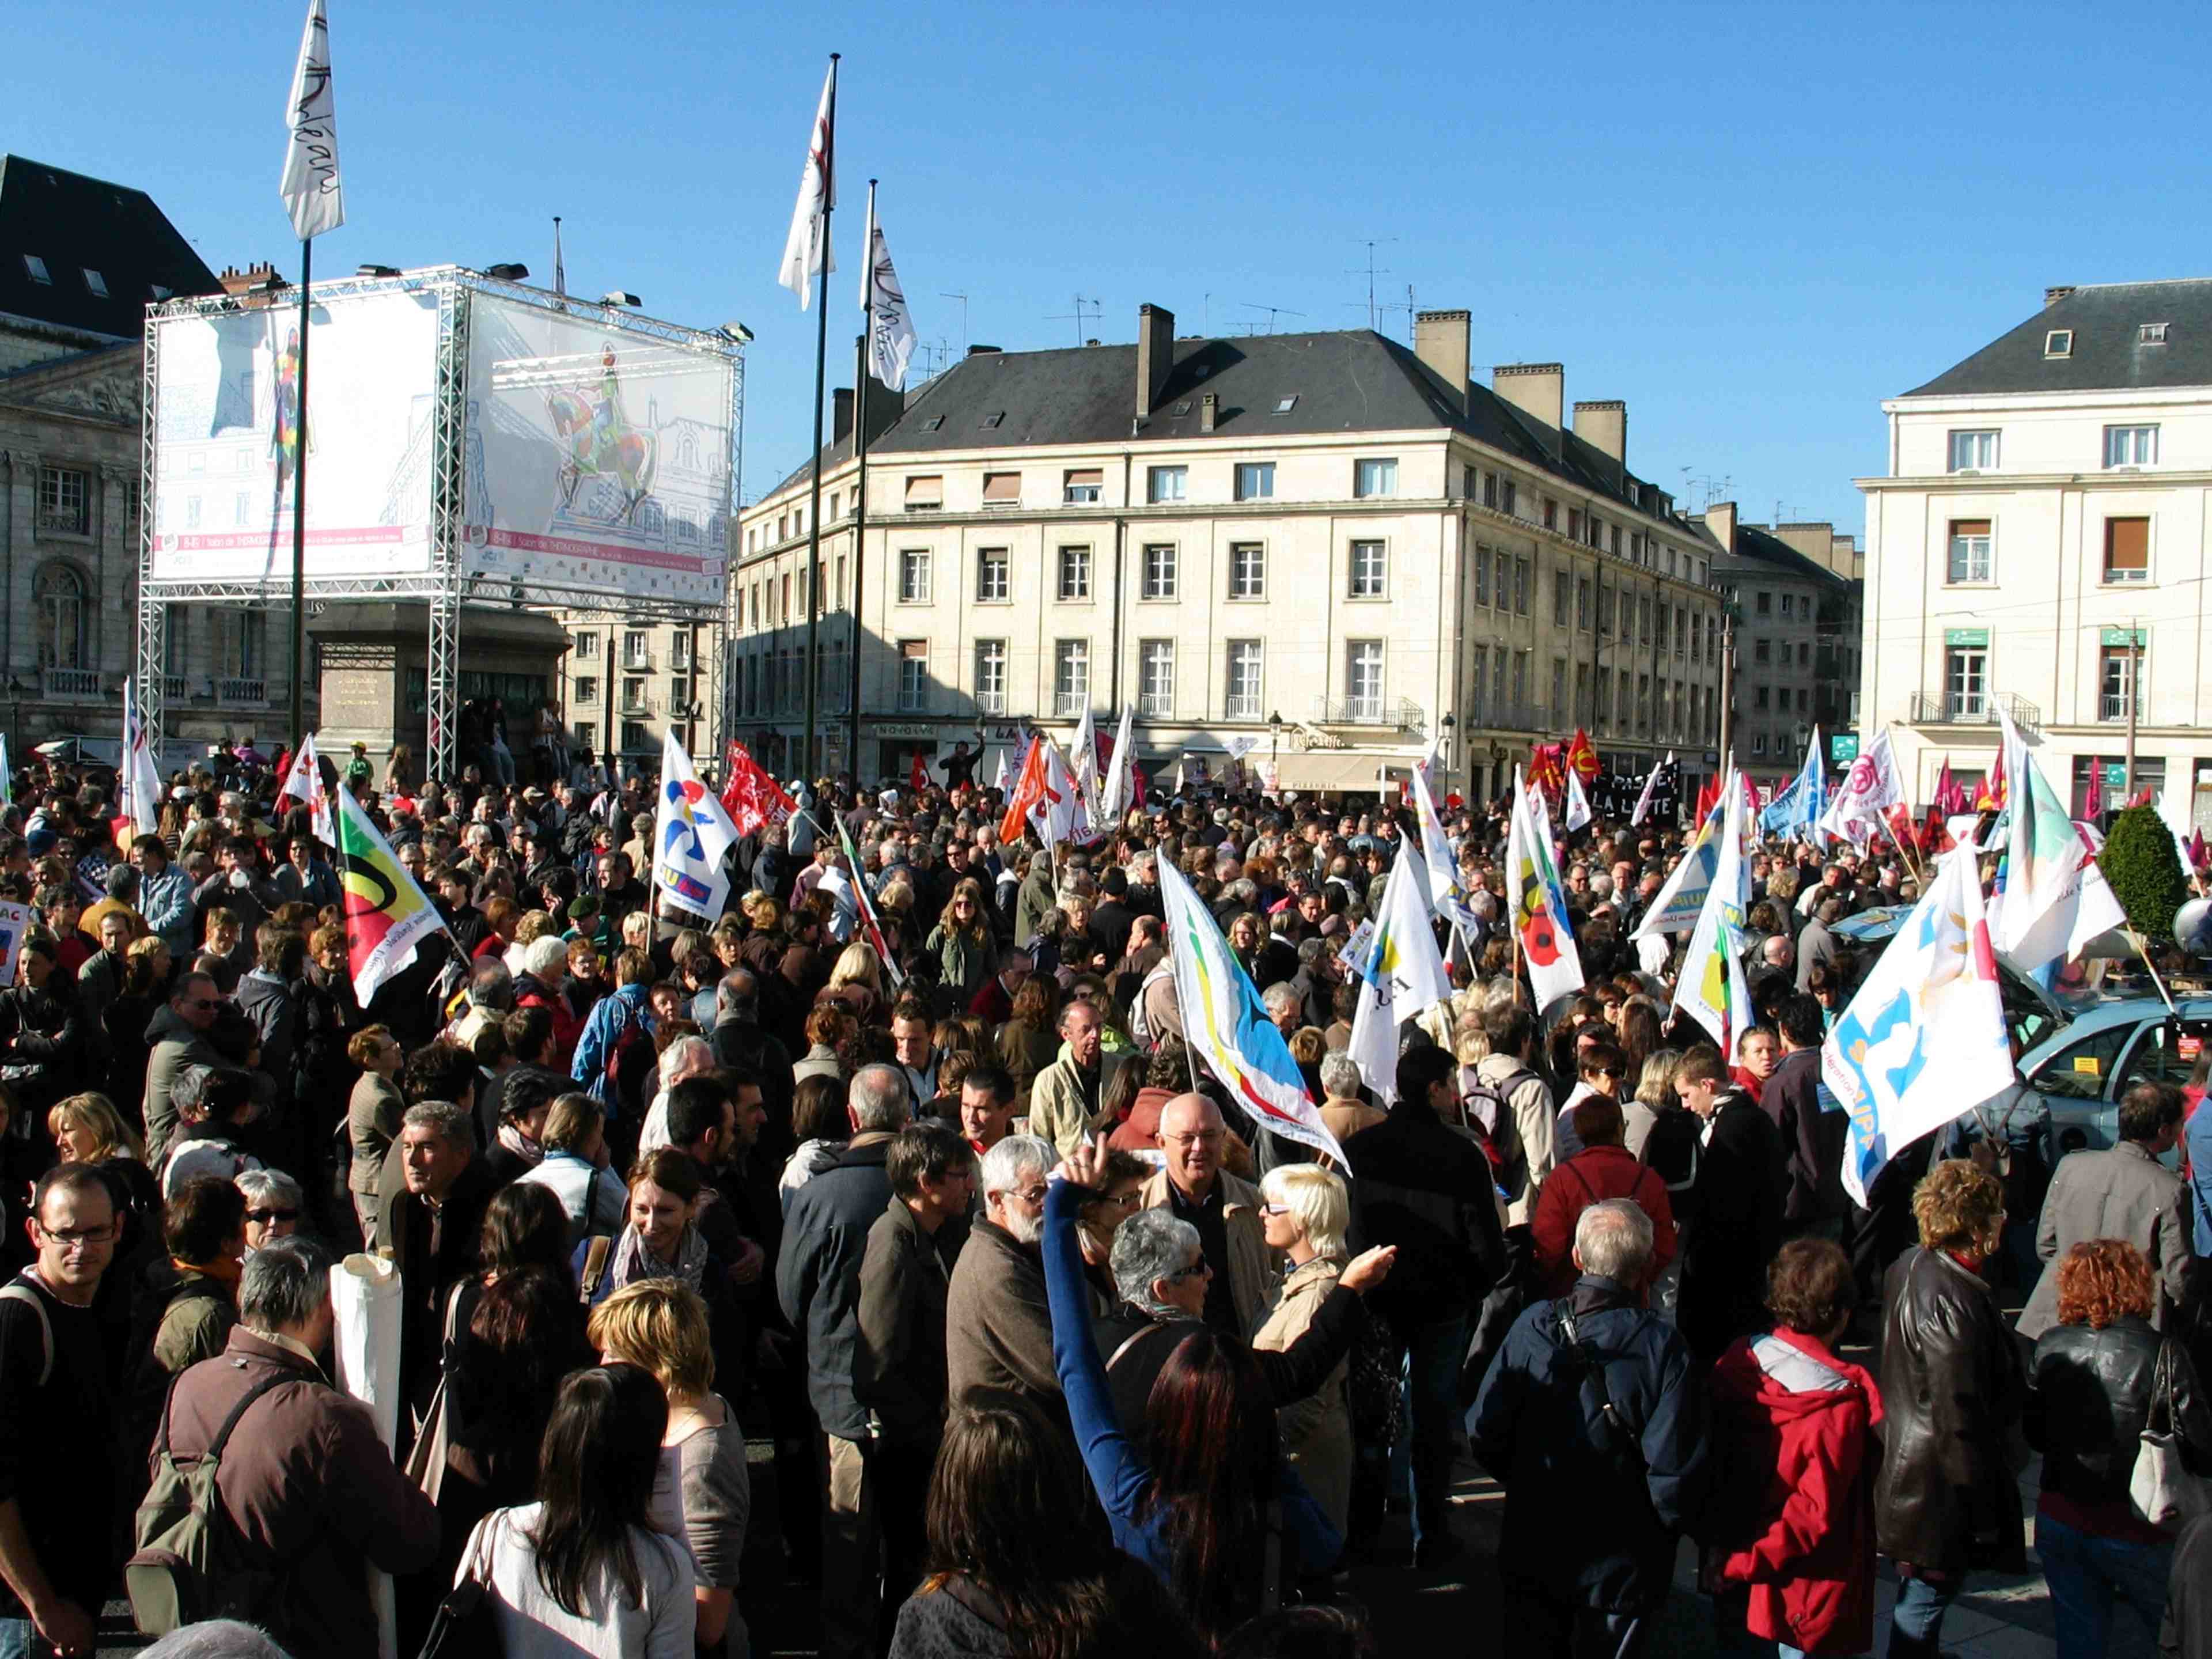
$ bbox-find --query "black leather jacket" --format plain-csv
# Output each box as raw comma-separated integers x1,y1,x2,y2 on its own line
2028,1315,2212,1513
1874,1247,2026,1572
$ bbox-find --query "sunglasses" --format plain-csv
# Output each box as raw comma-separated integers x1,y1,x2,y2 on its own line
247,1207,299,1225
1165,1259,1213,1283
1589,1067,1624,1080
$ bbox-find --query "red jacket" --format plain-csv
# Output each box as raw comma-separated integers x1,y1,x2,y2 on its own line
1529,1143,1676,1297
1707,1328,1884,1656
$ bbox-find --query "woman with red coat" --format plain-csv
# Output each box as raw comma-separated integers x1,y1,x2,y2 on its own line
1703,1237,1884,1658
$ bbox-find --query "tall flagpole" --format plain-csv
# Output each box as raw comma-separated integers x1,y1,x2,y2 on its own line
849,177,876,784
289,236,311,760
801,54,839,790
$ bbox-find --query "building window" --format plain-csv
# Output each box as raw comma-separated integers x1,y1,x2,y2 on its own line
974,640,1006,714
1139,641,1175,716
623,630,650,668
1474,544,1490,607
1946,647,1987,719
834,555,846,609
1575,577,1592,631
899,548,932,603
982,471,1021,505
1567,509,1582,541
622,722,650,752
1500,479,1517,518
2046,329,2073,358
1755,590,1771,615
2142,323,2169,344
1542,497,1558,531
1058,546,1091,600
2105,425,2160,468
1142,543,1178,599
1754,639,1771,665
1619,590,1633,637
1756,686,1771,711
1512,651,1528,711
1948,429,1999,472
81,268,107,298
1514,557,1531,615
1753,733,1768,757
1554,571,1572,624
22,255,51,285
1945,519,1993,583
1229,542,1266,599
671,634,692,671
1472,647,1490,722
1346,641,1384,719
1147,465,1187,504
1638,597,1652,642
2100,642,2142,723
1780,593,1794,618
575,676,598,703
1054,639,1090,716
977,547,1009,602
34,564,85,669
36,466,89,536
1550,658,1567,721
1676,612,1688,657
573,631,599,658
1350,540,1387,598
897,641,929,712
1574,663,1591,723
1235,463,1275,501
1063,468,1103,505
2104,517,2150,583
1610,524,1622,556
1482,472,1498,509
1227,640,1263,719
621,676,647,710
1354,458,1397,498
903,475,942,510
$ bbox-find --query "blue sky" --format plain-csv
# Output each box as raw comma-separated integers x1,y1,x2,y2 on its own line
12,0,2212,533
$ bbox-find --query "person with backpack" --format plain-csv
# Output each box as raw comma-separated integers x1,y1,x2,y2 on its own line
571,946,660,1158
0,1164,122,1659
144,1235,440,1654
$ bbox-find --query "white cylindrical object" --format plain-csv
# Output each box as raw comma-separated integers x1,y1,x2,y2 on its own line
331,1254,403,1659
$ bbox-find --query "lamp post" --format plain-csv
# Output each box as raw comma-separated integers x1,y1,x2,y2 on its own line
1268,710,1282,796
1439,711,1456,778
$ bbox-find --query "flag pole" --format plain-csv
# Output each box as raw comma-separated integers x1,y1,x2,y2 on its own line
801,53,840,793
289,234,311,763
849,177,876,786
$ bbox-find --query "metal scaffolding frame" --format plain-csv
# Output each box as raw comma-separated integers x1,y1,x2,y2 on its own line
134,266,744,777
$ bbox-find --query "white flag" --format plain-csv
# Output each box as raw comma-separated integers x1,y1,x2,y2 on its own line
1098,704,1135,823
279,0,344,241
1827,844,2014,1206
1507,770,1585,1012
1347,841,1455,1103
1410,756,1478,934
991,747,1010,795
1675,769,1753,1054
120,680,162,838
1068,706,1100,832
1564,768,1592,832
652,731,740,923
778,61,838,307
1818,728,1904,842
862,216,916,391
1994,707,2127,971
281,732,337,846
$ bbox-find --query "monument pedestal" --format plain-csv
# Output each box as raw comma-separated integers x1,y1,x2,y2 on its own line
309,601,571,771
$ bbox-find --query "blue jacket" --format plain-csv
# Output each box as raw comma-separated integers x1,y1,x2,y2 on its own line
138,862,198,956
570,980,652,1112
1469,1275,1709,1612
2187,1105,2212,1257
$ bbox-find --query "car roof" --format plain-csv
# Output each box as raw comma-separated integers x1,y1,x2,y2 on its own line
2022,995,2212,1062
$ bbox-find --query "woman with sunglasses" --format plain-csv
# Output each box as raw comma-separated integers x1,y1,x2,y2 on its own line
234,1167,305,1251
1552,1037,1630,1162
1253,1164,1358,1542
924,878,999,1018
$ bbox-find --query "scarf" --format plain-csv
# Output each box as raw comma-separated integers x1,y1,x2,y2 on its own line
609,1221,709,1295
497,1122,546,1168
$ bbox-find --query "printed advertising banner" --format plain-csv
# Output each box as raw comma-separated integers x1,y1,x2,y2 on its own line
463,294,732,607
149,289,440,581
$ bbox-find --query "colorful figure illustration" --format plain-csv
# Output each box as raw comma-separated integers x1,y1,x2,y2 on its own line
546,343,658,522
270,325,305,494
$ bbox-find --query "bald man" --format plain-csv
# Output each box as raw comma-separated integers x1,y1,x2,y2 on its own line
1137,1093,1270,1333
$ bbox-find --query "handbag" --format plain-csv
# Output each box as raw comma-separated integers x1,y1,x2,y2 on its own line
415,1512,505,1658
2130,1341,2208,1527
404,1282,470,1502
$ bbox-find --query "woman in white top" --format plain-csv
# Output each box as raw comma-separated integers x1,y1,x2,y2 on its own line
590,1279,752,1658
459,1362,695,1658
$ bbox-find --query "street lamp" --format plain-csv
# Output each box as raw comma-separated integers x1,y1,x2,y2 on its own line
1268,710,1283,791
484,263,530,282
355,264,401,278
601,290,642,308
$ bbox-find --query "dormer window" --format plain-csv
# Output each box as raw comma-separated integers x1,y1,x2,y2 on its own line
21,255,50,285
2141,323,2169,344
2045,329,2073,358
81,269,107,298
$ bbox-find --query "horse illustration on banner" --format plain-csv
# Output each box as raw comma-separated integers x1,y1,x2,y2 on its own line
546,343,658,522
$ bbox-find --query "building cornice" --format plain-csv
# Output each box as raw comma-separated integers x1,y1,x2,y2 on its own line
1882,385,2212,415
1855,469,2212,494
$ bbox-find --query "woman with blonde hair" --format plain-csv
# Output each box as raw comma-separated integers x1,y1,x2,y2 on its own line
925,877,998,1013
1874,1160,2025,1659
818,941,888,1028
1252,1162,1357,1539
49,1089,160,1239
590,1279,751,1658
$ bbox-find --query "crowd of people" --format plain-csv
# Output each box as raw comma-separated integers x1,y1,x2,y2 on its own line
0,733,2206,1659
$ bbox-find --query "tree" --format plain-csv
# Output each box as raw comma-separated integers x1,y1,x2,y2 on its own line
2099,804,2190,942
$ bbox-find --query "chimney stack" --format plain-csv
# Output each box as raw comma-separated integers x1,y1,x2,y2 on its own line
1493,362,1565,448
1135,303,1175,422
832,387,854,445
1413,310,1471,415
1705,500,1738,555
1200,392,1217,433
2045,285,2077,308
1574,400,1626,467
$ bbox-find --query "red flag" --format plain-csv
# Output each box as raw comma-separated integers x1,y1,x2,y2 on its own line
2082,762,2105,821
1972,746,2007,812
910,749,929,793
720,740,796,838
1693,773,1720,825
1565,728,1600,783
2128,784,2154,810
1527,742,1564,801
999,738,1051,842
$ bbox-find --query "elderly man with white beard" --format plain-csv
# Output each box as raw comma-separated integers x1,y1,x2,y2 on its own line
943,1134,1065,1431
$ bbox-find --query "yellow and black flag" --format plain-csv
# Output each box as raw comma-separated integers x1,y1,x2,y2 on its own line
334,786,448,1004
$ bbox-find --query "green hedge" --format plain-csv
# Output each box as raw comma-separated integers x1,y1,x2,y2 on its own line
2099,804,2190,942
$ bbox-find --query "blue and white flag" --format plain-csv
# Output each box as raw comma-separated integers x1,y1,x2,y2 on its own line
1633,795,1722,939
652,731,738,922
1759,726,1826,841
1825,844,2014,1206
1677,766,1752,1053
1347,840,1455,1103
120,680,162,836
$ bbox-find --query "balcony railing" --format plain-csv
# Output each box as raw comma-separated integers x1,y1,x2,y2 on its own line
161,675,189,703
620,691,656,715
1054,691,1088,718
1907,690,2040,732
217,677,268,705
1310,695,1424,730
39,667,101,700
36,510,89,537
1226,695,1262,720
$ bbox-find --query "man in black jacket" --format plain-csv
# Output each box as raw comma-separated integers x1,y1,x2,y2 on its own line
1673,1043,1786,1366
1471,1198,1708,1655
1769,996,1847,1239
1343,1041,1507,1570
774,1063,911,1659
709,969,794,1133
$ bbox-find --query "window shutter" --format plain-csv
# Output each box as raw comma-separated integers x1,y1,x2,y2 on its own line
1065,468,1103,490
982,472,1021,503
2106,518,2149,573
1952,519,1990,538
904,475,942,509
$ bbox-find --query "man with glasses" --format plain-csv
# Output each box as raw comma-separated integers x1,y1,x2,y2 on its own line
1139,1093,1268,1336
0,1165,121,1659
945,1134,1060,1426
142,971,227,1166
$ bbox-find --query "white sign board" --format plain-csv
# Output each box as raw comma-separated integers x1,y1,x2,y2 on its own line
0,901,28,985
463,294,732,607
149,289,440,581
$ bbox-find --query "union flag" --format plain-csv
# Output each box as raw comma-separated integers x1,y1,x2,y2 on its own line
333,785,449,1004
720,741,796,838
1564,728,1600,783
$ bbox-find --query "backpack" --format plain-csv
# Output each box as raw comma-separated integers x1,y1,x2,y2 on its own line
0,1278,52,1387
601,1001,656,1119
126,1369,293,1637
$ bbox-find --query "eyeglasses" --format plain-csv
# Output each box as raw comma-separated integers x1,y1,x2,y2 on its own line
1589,1067,1624,1080
1163,1130,1226,1150
246,1208,299,1225
1090,1191,1142,1212
1010,1184,1050,1207
1259,1202,1293,1217
182,998,219,1010
37,1221,114,1250
1165,1259,1213,1283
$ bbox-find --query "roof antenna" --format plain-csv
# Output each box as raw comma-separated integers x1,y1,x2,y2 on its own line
1045,296,1100,346
1347,237,1397,330
1239,302,1306,335
938,292,969,354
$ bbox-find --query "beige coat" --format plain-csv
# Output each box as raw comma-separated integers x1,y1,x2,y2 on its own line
1029,1052,1110,1158
1139,1166,1274,1334
1252,1253,1352,1535
2019,1139,2192,1341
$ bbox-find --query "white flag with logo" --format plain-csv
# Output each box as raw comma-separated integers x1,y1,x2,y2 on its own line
1098,704,1135,823
862,217,916,391
1818,728,1904,842
1347,840,1455,1103
1564,768,1593,832
279,0,344,241
281,731,337,846
652,731,740,922
120,680,162,838
778,62,837,306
